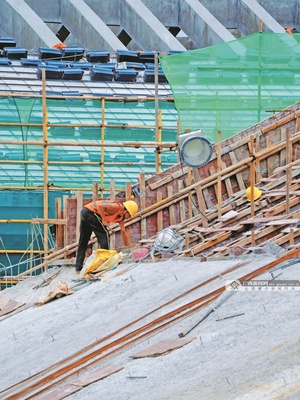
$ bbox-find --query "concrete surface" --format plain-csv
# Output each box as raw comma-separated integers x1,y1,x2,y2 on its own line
1,254,300,399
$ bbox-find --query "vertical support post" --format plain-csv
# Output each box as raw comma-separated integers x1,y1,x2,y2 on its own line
110,180,116,249
55,198,63,249
249,135,256,246
42,68,49,271
285,128,291,215
255,131,261,183
187,167,193,218
100,98,105,198
63,195,68,249
139,173,147,239
110,180,116,200
92,182,98,202
217,130,222,219
76,191,83,243
157,191,163,231
126,182,132,199
167,186,176,225
192,168,208,228
155,53,161,174
156,110,162,174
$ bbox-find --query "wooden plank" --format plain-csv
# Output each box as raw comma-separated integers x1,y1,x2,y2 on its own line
265,219,299,225
286,128,292,215
222,161,234,198
110,180,116,249
55,198,63,249
0,301,34,322
186,231,232,255
187,167,193,219
192,168,208,228
217,210,239,221
37,384,81,400
249,135,256,246
139,173,147,239
241,216,285,224
263,195,300,217
265,135,273,175
157,191,163,232
31,218,66,225
178,180,186,223
263,191,300,197
208,165,218,202
255,131,261,183
229,151,246,190
259,178,278,182
184,232,190,250
194,226,243,233
73,364,123,387
63,195,68,248
210,246,228,252
0,295,25,317
92,182,98,202
217,131,222,219
76,191,83,243
131,337,195,358
149,167,187,190
126,182,132,199
167,186,176,225
282,227,300,233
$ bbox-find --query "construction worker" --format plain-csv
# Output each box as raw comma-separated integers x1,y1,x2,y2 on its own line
74,199,138,274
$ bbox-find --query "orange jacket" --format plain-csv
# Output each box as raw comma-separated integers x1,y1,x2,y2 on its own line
85,200,131,247
85,200,125,225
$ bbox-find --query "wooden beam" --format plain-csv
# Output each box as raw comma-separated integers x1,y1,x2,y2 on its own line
31,218,66,225
55,198,64,249
76,191,83,243
193,226,243,233
140,173,147,239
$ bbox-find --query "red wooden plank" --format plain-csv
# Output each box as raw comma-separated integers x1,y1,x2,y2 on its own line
38,384,81,400
130,337,196,358
73,364,123,387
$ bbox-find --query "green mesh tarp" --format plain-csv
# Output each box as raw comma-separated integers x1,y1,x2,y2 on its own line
160,32,300,142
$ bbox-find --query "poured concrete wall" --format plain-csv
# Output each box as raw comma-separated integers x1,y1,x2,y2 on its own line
0,0,59,49
61,0,127,52
23,0,61,21
178,0,236,48
0,0,298,51
120,0,185,52
238,0,286,35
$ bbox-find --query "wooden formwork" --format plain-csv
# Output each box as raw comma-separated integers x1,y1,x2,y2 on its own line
57,103,300,260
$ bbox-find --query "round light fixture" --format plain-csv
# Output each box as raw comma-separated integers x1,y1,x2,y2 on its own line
178,130,213,167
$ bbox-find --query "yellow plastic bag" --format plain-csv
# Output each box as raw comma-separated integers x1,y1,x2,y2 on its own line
81,249,117,277
93,252,123,277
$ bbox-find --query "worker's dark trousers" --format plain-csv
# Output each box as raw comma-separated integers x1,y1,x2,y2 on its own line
75,208,110,272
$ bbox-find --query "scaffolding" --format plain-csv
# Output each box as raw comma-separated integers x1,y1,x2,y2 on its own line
0,71,179,275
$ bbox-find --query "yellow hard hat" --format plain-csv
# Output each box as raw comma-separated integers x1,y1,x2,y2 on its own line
124,200,139,217
245,186,262,201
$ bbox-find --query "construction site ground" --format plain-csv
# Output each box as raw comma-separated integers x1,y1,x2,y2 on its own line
1,252,300,400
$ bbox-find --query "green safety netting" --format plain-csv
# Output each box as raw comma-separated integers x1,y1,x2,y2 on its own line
160,32,300,142
0,98,178,189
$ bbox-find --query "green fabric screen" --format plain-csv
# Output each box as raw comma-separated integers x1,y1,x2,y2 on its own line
160,32,300,142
